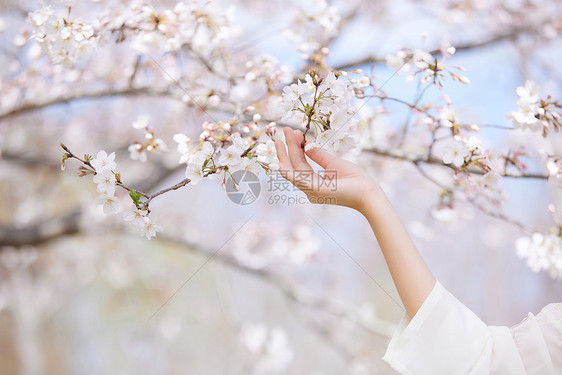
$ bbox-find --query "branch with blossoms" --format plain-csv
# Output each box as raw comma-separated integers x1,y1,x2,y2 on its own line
60,143,170,239
280,71,360,152
0,87,176,121
60,115,282,240
0,159,184,247
334,18,562,72
507,80,562,137
6,0,561,282
412,158,562,279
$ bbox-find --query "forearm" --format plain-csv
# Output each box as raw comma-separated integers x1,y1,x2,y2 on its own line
359,184,436,318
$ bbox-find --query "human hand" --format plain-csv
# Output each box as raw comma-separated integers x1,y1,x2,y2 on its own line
274,127,379,213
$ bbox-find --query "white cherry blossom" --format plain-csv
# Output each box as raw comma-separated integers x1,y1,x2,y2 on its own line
128,144,147,163
442,139,470,167
92,170,116,196
139,216,163,240
255,141,278,164
123,208,146,227
91,150,116,172
173,133,192,155
185,163,204,184
218,146,242,167
516,233,562,279
132,115,150,129
241,158,262,175
95,194,120,214
230,134,248,153
240,324,294,373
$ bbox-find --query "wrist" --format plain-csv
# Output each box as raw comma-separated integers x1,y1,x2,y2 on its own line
356,179,383,216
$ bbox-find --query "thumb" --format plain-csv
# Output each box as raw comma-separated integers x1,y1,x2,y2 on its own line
305,147,337,169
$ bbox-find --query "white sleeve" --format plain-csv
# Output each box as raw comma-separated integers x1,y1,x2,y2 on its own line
382,280,527,375
512,302,562,375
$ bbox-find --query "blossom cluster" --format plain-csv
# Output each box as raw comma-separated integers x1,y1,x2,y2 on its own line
91,150,119,214
98,1,237,56
174,121,279,186
90,150,162,240
386,43,470,87
508,80,561,136
440,135,503,186
516,232,562,279
128,115,167,163
29,2,97,65
547,157,562,187
285,0,341,52
280,71,358,153
240,324,293,374
27,1,238,66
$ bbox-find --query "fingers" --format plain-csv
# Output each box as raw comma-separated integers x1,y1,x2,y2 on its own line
275,127,317,192
305,147,336,169
274,139,291,177
284,127,312,171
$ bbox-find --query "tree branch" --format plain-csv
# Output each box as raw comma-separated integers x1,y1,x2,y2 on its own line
364,146,549,179
0,163,184,247
334,24,556,71
155,233,395,338
0,210,82,247
0,87,177,122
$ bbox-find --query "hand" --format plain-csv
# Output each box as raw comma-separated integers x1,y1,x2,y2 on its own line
274,127,378,213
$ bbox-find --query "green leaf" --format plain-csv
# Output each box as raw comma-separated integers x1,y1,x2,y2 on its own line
129,188,141,205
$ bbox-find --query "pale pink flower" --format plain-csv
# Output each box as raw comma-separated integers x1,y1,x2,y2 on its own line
185,163,204,184
123,208,146,227
92,170,116,196
241,158,262,175
255,140,278,164
132,115,150,129
442,139,470,167
173,133,192,155
139,216,163,240
218,146,242,167
91,150,116,172
95,194,120,214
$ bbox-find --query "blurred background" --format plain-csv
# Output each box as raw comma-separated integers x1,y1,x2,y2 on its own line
0,0,561,374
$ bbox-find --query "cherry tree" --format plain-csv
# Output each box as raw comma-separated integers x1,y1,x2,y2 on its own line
0,0,561,374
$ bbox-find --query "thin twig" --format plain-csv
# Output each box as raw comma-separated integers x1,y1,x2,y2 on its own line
61,143,191,212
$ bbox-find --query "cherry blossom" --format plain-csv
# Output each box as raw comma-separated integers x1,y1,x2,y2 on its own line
516,232,562,279
285,0,341,51
91,150,116,173
279,71,357,152
29,2,97,65
441,138,470,167
255,141,278,164
508,80,562,136
128,143,148,163
122,208,146,227
241,158,262,175
28,0,560,282
385,43,470,87
547,158,562,187
357,76,370,87
95,194,120,214
92,170,116,196
132,115,150,130
240,324,294,373
185,163,204,185
139,216,163,240
218,146,243,168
